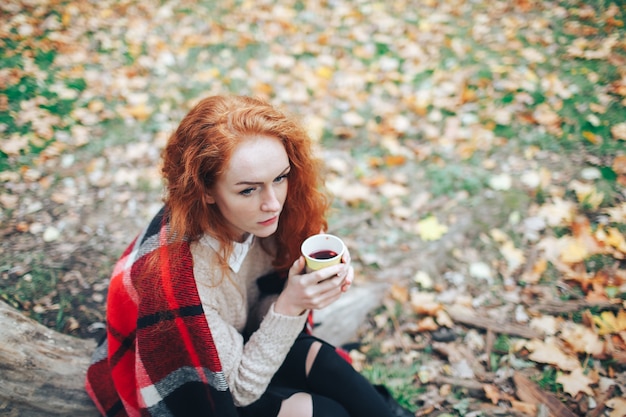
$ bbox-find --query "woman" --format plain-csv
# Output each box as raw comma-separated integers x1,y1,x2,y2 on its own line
85,95,409,417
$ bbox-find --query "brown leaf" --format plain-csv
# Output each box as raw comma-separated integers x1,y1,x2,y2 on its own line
613,155,626,175
389,283,409,303
525,338,580,371
410,291,442,316
556,367,594,397
510,400,537,415
483,384,501,404
606,397,626,417
513,373,578,417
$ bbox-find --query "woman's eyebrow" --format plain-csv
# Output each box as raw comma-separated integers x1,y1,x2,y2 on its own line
235,165,291,186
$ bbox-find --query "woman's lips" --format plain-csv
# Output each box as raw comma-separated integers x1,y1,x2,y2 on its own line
259,216,278,226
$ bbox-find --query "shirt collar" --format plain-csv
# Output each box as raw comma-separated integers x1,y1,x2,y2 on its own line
201,233,255,273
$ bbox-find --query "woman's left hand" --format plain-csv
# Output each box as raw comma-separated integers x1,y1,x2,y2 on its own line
339,248,353,293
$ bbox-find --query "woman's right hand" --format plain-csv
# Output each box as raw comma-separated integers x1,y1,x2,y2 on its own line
273,256,351,316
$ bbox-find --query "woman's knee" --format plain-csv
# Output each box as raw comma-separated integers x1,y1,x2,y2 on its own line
311,395,350,417
305,341,323,377
307,342,353,380
277,392,312,417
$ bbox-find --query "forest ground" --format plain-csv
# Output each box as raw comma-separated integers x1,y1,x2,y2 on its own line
1,0,626,415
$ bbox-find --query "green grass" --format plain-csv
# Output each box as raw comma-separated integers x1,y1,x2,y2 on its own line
1,0,625,410
361,361,423,412
533,366,563,393
424,163,489,197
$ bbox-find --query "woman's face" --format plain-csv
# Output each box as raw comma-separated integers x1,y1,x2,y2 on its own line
206,135,290,241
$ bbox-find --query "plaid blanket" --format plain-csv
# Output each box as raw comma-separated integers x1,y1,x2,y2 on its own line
85,207,239,416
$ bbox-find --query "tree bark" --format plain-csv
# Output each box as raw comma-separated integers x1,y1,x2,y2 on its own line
0,300,98,416
0,282,385,416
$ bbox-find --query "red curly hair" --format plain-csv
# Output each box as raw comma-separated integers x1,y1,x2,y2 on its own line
161,95,329,274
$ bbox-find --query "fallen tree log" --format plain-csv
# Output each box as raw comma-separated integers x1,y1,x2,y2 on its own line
0,281,385,416
0,300,98,416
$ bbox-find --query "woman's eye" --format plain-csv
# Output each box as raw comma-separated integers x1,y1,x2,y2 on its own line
275,174,289,183
239,188,255,196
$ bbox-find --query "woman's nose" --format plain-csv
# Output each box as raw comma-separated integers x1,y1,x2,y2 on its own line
261,188,281,212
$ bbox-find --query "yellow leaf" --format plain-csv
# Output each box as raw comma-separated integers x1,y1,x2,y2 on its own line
254,82,274,96
606,397,626,417
416,216,448,241
556,368,594,397
316,66,333,80
383,155,407,166
583,130,602,144
122,103,152,121
559,237,588,263
606,227,626,253
593,310,626,335
500,241,526,270
570,181,604,209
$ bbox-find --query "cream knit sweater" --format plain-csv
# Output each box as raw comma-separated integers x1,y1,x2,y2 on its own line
190,236,309,407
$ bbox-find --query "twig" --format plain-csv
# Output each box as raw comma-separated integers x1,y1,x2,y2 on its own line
468,403,535,417
586,383,615,417
527,299,620,315
432,376,486,391
446,307,541,339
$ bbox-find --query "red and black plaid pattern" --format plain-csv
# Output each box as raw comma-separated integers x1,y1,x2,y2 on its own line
85,208,238,417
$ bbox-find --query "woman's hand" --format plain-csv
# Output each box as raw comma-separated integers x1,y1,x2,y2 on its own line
339,248,353,292
274,252,354,317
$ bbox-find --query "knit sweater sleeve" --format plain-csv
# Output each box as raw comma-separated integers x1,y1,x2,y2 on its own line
205,303,308,406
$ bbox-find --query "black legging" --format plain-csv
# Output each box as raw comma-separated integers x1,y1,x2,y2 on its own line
239,334,394,417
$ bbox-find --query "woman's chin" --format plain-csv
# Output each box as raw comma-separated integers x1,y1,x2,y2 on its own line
254,225,279,238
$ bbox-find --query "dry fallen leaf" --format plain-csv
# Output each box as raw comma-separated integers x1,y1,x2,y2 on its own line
593,310,626,335
525,338,581,371
569,180,604,209
558,236,590,263
560,322,605,356
416,216,448,241
613,155,626,175
511,400,537,415
601,227,626,254
603,203,626,223
536,197,576,227
436,309,453,328
389,283,410,303
611,122,626,140
529,315,561,336
556,367,594,397
483,384,500,404
417,316,439,332
410,291,442,316
606,397,626,417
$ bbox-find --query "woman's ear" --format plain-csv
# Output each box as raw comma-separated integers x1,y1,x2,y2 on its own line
203,193,216,205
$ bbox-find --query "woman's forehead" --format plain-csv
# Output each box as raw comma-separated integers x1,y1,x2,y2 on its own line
222,135,289,182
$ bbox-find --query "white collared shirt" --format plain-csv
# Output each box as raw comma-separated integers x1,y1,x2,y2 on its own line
199,233,255,273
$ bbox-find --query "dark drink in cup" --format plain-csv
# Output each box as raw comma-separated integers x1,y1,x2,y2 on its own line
301,234,345,271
